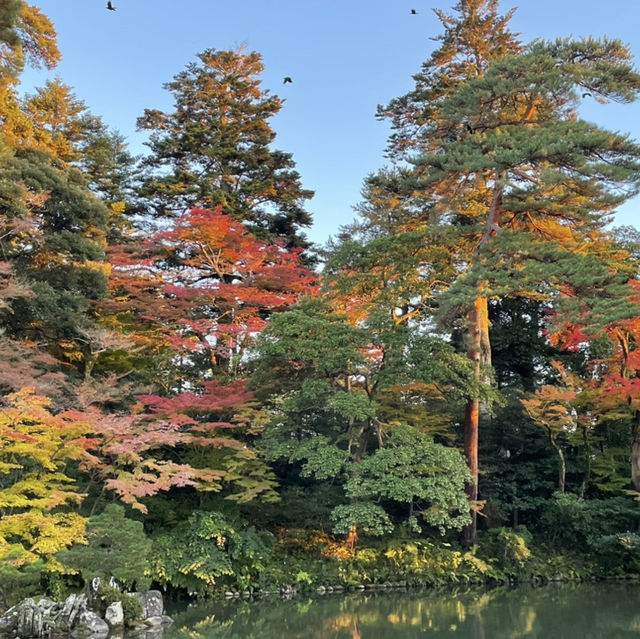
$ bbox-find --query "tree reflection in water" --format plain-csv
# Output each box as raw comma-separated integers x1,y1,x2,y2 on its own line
162,583,640,638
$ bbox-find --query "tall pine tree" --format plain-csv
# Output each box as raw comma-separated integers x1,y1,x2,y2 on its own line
136,48,313,249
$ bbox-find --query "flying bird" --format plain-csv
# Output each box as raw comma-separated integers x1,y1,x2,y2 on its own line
283,77,293,84
106,1,116,10
411,9,417,14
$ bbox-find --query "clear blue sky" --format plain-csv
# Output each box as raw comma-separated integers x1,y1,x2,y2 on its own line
20,0,640,246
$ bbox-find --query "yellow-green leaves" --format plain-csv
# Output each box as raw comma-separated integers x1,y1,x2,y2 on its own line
0,388,89,572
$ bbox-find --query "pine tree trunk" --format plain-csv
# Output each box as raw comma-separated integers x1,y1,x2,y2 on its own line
462,397,480,548
461,294,491,548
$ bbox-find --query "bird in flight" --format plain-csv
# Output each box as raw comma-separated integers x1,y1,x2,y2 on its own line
411,9,417,14
107,1,116,10
283,77,293,84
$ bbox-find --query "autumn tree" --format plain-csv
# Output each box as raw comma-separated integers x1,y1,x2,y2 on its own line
0,389,88,600
0,1,59,149
105,206,316,388
137,48,313,249
76,379,265,514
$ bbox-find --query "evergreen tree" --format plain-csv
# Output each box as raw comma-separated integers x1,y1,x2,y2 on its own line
378,0,521,161
415,38,640,545
136,48,313,249
0,146,110,349
330,0,523,546
331,2,640,547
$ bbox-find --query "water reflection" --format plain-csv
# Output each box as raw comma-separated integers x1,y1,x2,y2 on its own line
162,583,640,638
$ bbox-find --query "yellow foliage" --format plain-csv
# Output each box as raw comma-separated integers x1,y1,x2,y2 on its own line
0,388,89,571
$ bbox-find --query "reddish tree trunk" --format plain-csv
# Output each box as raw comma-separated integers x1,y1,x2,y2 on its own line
461,294,491,549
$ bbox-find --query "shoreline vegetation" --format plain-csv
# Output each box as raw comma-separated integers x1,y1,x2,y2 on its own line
2,0,640,614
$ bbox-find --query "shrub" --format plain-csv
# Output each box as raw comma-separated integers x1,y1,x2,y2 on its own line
57,504,151,590
149,510,275,596
591,533,640,574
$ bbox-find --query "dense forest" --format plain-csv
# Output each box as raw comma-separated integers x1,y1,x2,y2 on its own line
2,0,640,605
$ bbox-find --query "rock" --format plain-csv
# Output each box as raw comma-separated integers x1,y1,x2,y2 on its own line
85,579,102,612
71,611,109,638
15,600,43,639
34,598,56,612
54,593,88,633
104,602,124,629
0,606,20,633
143,617,164,628
143,616,171,628
131,591,163,619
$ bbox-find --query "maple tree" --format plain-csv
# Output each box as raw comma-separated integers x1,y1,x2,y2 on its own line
0,388,89,599
106,206,316,386
549,279,640,496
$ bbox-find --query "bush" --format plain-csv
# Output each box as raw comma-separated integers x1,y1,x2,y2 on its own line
540,493,639,549
149,510,275,596
57,505,151,590
591,533,640,574
479,526,532,566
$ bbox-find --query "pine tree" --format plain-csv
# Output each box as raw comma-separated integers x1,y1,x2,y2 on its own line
332,2,640,546
330,0,523,546
413,38,640,545
136,48,313,249
378,0,521,161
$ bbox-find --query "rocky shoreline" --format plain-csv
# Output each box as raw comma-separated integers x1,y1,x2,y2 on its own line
0,584,172,639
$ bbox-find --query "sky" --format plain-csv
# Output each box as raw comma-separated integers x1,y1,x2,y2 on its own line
19,0,640,247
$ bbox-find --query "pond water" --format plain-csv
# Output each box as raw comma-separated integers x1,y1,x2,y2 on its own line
162,582,640,638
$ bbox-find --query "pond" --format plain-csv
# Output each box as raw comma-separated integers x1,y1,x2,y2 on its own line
162,582,640,638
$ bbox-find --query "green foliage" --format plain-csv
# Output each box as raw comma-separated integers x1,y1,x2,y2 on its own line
591,533,640,574
340,426,472,534
57,504,151,590
539,493,639,548
331,503,394,537
480,526,532,566
149,511,275,595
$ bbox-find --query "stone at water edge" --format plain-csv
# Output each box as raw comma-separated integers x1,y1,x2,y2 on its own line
70,610,109,638
17,600,42,638
131,591,163,619
143,616,173,628
56,593,89,633
0,606,19,633
104,601,124,628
